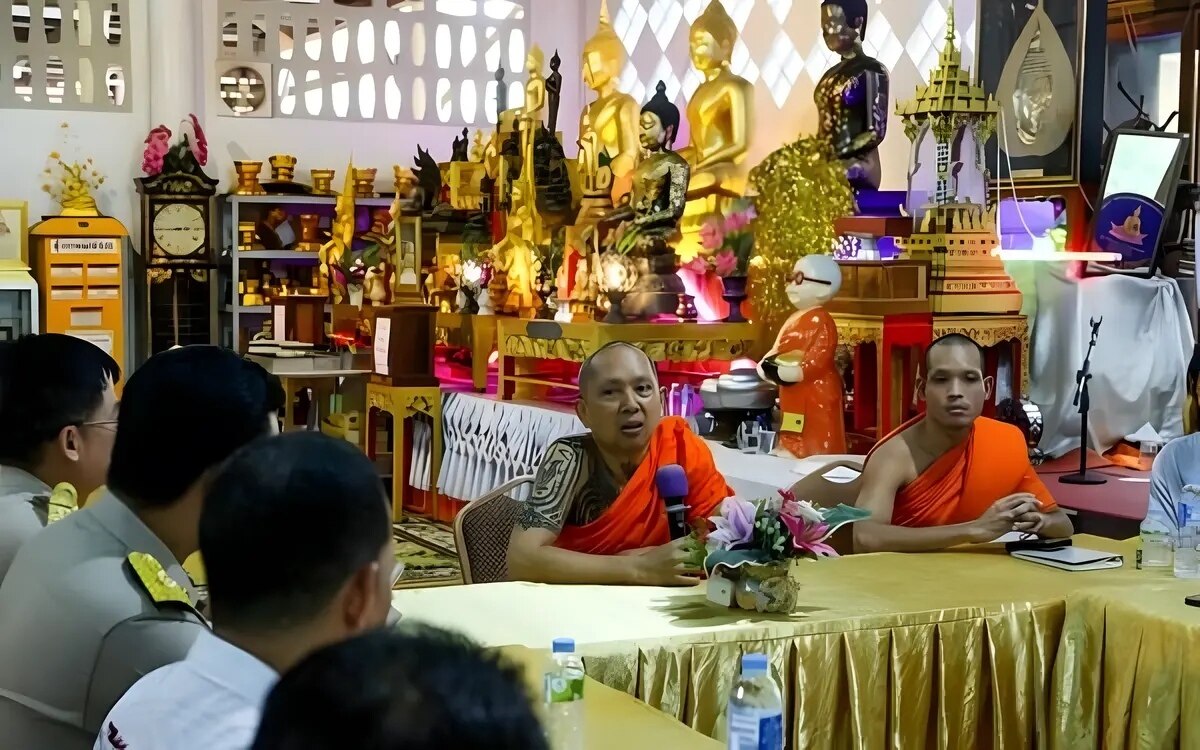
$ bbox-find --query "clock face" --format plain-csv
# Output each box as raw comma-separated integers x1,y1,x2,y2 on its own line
152,203,207,258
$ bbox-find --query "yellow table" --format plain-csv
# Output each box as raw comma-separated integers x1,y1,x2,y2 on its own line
1051,574,1200,750
435,311,497,392
495,318,758,400
500,647,721,749
394,537,1143,749
366,382,442,521
278,369,370,446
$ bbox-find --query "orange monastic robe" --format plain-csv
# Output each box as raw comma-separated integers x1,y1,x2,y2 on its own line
769,307,846,458
867,416,1057,527
554,417,733,555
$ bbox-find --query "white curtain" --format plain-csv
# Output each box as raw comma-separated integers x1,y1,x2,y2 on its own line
1030,266,1194,457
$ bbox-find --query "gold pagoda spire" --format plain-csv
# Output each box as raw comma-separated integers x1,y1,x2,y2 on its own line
599,0,611,25
939,3,961,73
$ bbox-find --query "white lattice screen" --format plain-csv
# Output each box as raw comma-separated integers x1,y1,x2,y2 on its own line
611,0,976,122
215,0,529,126
2,0,132,111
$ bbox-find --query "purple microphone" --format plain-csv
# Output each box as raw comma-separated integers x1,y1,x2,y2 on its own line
655,464,690,540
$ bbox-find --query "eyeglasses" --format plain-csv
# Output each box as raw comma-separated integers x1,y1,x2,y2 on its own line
792,271,833,287
79,419,118,433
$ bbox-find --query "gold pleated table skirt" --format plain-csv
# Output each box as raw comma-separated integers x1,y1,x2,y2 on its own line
394,536,1152,749
1051,575,1200,749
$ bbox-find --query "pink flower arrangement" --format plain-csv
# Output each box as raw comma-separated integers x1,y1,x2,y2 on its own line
691,487,870,571
692,198,757,277
140,115,209,177
141,125,172,176
682,256,710,276
184,114,208,166
699,218,725,251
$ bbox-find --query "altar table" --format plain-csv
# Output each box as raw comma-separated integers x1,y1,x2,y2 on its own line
394,537,1143,749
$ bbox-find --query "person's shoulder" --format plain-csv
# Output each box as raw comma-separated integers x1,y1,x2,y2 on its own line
975,417,1031,453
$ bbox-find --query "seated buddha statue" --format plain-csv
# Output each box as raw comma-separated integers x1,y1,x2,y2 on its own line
580,0,640,193
815,0,890,193
678,0,754,198
597,82,690,319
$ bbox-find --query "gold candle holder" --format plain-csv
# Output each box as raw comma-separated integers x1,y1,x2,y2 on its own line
296,214,322,252
269,154,298,183
353,167,379,198
311,169,335,194
233,160,267,195
238,221,257,251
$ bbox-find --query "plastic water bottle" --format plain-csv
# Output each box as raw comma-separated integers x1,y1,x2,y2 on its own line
543,638,584,750
727,653,783,750
1174,498,1199,579
1138,516,1173,569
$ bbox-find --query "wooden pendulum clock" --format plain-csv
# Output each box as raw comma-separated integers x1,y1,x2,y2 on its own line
136,170,219,353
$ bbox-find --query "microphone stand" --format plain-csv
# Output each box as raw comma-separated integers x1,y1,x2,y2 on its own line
1060,317,1108,485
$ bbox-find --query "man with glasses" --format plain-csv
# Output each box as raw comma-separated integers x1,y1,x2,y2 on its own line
0,346,284,749
0,334,120,583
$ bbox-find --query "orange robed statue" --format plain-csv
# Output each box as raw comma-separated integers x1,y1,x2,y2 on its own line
853,334,1073,553
508,342,733,586
758,254,847,458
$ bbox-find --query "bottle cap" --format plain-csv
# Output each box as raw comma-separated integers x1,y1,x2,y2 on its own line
742,653,768,674
552,638,575,654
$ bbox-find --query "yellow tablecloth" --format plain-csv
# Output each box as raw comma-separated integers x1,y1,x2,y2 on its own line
1051,574,1200,750
500,646,721,748
395,536,1144,749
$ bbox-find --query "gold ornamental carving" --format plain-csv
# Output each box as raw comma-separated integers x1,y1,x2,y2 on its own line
367,389,437,419
503,335,594,362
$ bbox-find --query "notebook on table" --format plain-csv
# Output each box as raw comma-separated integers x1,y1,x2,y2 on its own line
1010,546,1124,572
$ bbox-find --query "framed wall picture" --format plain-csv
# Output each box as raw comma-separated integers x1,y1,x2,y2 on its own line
0,200,29,270
977,0,1105,185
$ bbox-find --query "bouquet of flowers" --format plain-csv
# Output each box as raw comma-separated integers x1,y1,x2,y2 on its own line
688,488,870,572
141,114,209,177
689,197,757,277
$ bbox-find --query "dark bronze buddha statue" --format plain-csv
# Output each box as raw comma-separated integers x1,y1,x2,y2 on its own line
814,0,890,193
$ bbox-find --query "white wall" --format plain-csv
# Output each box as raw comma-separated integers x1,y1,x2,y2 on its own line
1,0,150,239
3,0,586,242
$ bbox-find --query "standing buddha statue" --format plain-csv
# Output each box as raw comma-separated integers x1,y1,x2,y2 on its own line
579,0,641,192
520,46,547,159
677,0,754,258
815,0,890,193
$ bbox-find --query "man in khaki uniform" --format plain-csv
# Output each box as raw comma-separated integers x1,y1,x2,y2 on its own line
0,346,284,748
0,334,120,582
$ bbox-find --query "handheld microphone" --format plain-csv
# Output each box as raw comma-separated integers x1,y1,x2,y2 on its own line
655,464,690,540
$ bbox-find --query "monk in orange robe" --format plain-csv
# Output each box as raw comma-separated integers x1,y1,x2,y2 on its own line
509,342,732,585
853,334,1073,553
759,255,846,458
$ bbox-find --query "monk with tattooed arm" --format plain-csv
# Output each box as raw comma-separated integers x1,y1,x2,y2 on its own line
508,343,733,585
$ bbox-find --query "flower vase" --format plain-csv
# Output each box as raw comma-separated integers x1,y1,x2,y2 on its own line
348,286,364,308
475,286,494,315
708,562,798,614
721,275,749,323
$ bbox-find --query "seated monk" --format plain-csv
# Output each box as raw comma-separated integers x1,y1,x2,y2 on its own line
853,334,1073,553
508,342,732,585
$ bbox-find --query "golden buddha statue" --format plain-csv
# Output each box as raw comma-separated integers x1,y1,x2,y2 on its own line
676,0,754,258
520,46,547,158
580,0,641,191
679,0,754,196
493,191,541,316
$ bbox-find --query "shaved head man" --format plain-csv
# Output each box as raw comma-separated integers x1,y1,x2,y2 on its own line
508,343,733,585
853,334,1073,553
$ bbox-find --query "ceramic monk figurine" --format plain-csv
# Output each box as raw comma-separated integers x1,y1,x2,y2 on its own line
580,0,641,189
678,0,754,197
816,0,890,192
758,254,847,458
